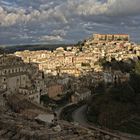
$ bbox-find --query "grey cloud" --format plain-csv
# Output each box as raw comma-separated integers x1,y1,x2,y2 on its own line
1,0,140,27
0,0,140,45
52,29,67,37
0,6,41,26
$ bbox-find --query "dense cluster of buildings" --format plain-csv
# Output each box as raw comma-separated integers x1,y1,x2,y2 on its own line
1,33,140,105
15,34,140,77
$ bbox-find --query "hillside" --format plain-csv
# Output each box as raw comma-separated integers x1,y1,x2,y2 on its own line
87,60,140,135
2,44,74,53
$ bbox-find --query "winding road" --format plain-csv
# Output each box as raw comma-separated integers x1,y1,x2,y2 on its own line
72,104,89,126
55,103,74,119
71,104,140,140
57,93,140,140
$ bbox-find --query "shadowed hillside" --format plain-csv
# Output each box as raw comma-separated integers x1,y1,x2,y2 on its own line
87,60,140,135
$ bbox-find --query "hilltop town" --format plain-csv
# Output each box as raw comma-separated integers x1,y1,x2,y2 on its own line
0,33,140,139
15,34,140,76
12,34,140,102
1,33,140,108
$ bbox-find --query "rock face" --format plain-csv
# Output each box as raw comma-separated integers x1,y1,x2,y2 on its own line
0,93,131,140
0,111,97,140
0,96,97,140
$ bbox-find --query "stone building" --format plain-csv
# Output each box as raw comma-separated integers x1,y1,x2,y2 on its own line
0,55,29,93
93,34,130,42
71,88,91,103
46,83,63,98
0,54,46,104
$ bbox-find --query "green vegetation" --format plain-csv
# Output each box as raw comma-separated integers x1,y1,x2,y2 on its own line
129,73,140,94
0,48,5,54
88,84,135,126
55,92,73,106
87,60,140,135
40,95,53,103
81,62,91,67
40,95,56,108
119,117,140,135
4,44,74,53
134,60,140,75
76,40,85,47
98,57,108,66
99,58,135,73
93,82,106,94
40,91,73,108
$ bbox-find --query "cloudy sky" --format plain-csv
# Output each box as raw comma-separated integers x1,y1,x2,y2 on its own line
0,0,140,46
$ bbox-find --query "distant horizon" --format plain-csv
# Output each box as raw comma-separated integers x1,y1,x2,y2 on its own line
0,34,140,48
0,43,75,48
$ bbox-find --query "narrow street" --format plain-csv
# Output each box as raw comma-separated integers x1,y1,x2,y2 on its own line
72,104,100,129
72,93,98,127
55,103,74,119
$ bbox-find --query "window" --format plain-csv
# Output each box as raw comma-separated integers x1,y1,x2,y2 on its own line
4,70,6,74
17,79,19,82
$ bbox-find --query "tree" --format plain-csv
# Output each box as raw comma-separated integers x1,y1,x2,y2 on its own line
81,63,90,67
135,61,140,75
94,82,105,94
0,48,5,54
129,73,140,94
108,83,135,103
98,58,107,67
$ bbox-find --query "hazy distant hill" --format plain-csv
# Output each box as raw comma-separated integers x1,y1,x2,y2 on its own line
3,44,74,53
0,48,5,54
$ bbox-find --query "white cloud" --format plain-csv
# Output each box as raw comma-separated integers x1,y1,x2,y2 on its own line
39,35,63,42
0,0,140,27
0,6,41,26
106,0,140,16
52,29,67,36
60,0,140,16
